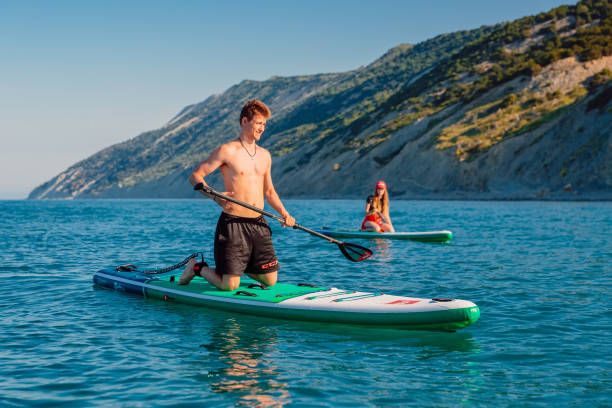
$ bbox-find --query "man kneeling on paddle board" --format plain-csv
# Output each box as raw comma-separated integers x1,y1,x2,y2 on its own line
179,99,295,291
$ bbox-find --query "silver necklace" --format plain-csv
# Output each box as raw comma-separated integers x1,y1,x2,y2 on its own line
240,139,257,160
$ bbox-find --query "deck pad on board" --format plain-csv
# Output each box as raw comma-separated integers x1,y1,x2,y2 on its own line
147,272,328,303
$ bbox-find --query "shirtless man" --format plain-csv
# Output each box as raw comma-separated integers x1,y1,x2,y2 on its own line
179,100,295,291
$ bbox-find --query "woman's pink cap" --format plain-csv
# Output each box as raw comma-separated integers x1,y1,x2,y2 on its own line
376,180,386,189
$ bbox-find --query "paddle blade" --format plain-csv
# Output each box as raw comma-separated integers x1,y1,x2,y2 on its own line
338,242,373,262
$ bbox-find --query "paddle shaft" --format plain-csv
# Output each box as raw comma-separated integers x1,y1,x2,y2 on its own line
198,184,345,245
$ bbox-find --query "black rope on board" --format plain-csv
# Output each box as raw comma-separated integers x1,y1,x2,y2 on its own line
116,252,205,275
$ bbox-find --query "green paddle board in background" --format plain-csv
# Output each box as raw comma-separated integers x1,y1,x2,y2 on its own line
314,228,453,242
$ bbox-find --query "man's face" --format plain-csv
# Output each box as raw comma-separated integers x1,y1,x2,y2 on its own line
243,114,267,141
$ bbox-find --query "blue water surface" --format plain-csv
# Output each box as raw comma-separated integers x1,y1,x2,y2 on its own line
0,199,610,407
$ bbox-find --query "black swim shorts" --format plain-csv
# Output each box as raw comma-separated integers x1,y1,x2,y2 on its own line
214,212,279,276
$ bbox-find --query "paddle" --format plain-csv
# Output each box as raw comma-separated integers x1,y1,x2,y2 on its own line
193,183,373,262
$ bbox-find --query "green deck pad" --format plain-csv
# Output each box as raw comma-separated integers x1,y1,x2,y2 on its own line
149,273,328,303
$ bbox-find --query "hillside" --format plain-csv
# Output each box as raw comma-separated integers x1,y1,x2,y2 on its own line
29,0,612,200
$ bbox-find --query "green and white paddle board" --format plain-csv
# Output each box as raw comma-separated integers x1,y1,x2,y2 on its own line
93,268,479,331
314,228,453,243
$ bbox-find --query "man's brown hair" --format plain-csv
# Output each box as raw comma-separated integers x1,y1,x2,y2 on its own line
240,100,271,124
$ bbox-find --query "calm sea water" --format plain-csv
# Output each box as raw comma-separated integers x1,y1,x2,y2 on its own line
1,199,610,407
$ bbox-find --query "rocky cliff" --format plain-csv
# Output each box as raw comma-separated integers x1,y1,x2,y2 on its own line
29,0,612,200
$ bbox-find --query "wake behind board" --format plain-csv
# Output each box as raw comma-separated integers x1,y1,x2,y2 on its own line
93,268,479,331
315,228,453,243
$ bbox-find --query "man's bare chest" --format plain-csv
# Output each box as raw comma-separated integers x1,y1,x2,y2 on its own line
223,156,267,178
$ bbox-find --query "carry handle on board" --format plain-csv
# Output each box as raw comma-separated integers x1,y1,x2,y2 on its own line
193,183,373,262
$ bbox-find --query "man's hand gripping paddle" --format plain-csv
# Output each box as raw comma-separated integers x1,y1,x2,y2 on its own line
194,183,373,262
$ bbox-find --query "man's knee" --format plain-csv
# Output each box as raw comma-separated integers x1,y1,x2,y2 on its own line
223,282,240,291
221,275,241,291
260,272,277,287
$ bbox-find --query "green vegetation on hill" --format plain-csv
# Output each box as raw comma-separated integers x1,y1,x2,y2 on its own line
432,0,612,106
347,0,612,160
436,85,589,161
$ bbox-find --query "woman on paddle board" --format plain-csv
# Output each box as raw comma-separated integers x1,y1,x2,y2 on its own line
361,180,394,233
179,99,295,291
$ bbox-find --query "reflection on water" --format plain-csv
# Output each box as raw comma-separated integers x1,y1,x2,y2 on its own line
182,305,481,407
413,332,481,359
285,320,481,354
202,317,290,407
369,239,394,262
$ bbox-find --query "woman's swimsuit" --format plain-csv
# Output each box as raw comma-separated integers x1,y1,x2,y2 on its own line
361,195,384,230
361,212,383,230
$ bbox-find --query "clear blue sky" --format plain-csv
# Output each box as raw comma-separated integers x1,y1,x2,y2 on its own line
0,0,571,199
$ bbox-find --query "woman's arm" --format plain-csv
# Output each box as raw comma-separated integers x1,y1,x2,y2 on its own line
382,209,392,225
365,196,377,214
